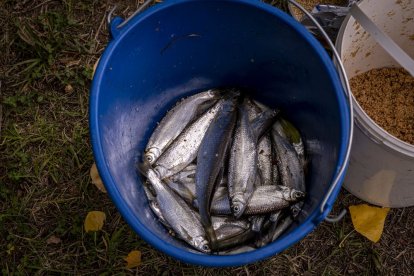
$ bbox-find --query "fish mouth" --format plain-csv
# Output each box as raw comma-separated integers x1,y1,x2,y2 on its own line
145,147,161,164
292,190,305,200
193,236,211,253
232,201,246,219
291,205,301,218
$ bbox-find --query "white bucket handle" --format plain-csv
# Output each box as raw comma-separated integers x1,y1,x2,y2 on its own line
287,0,354,222
349,4,414,77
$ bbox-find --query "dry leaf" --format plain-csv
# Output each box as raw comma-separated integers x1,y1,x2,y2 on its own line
46,235,61,244
65,84,73,93
349,204,390,243
93,57,100,76
125,250,142,269
90,163,106,193
84,211,106,232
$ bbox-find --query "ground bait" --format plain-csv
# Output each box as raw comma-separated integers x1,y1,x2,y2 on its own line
350,67,414,145
290,0,348,19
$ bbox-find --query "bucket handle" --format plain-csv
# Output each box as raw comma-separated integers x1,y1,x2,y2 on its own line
107,0,153,38
287,0,354,223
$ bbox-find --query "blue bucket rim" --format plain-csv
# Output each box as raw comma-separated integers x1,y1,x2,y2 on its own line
90,0,351,267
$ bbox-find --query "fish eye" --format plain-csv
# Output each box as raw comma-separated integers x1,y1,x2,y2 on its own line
202,245,210,251
146,156,153,162
233,206,240,212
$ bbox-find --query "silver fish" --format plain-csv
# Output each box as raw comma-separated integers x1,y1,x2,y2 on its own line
165,178,196,205
271,130,306,217
213,217,251,242
257,134,273,186
220,245,256,255
250,109,279,139
145,167,210,253
250,175,266,232
147,194,250,242
270,216,293,242
216,225,249,242
149,200,173,230
170,164,196,184
256,215,293,247
154,98,228,179
228,100,258,218
253,100,270,112
250,216,267,232
145,90,221,164
273,118,306,169
269,210,282,223
272,162,280,186
246,98,262,121
168,177,227,207
214,228,256,251
196,98,237,245
210,185,304,216
244,185,304,215
211,216,250,231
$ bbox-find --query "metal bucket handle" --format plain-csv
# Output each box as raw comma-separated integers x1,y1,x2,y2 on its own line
287,0,353,223
106,0,354,223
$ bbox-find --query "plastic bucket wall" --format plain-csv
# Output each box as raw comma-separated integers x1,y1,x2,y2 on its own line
90,0,351,266
336,0,414,207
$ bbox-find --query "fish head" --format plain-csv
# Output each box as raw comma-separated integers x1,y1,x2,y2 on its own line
291,205,302,218
192,236,211,253
145,147,161,164
231,195,247,219
290,190,305,201
154,165,168,179
149,201,164,220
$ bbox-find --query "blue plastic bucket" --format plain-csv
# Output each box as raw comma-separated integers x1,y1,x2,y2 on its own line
90,0,351,267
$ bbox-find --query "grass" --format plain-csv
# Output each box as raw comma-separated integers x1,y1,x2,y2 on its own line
1,0,413,275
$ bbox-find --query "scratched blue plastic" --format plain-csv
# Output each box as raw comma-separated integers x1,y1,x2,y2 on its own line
90,0,351,267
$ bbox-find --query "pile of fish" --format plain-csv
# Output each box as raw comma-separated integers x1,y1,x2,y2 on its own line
138,89,307,254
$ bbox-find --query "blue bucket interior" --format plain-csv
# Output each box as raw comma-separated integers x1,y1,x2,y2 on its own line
90,0,350,267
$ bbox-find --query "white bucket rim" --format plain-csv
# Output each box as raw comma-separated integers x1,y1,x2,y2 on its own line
336,12,414,159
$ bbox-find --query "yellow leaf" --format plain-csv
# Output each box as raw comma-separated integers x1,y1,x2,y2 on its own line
90,163,107,193
84,211,106,232
125,250,142,269
349,204,390,243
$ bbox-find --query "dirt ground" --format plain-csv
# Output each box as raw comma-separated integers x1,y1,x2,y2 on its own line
1,0,413,275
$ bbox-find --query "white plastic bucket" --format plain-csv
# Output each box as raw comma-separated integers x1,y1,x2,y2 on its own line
336,0,414,207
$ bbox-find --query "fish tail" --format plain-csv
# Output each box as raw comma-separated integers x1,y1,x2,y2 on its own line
205,226,218,251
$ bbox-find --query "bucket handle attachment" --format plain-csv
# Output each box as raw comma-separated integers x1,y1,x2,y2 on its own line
107,0,154,38
287,0,354,223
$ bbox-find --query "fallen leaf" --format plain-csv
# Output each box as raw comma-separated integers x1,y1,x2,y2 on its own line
125,250,142,269
65,84,73,93
349,204,390,243
90,163,107,193
84,211,106,232
46,235,61,244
